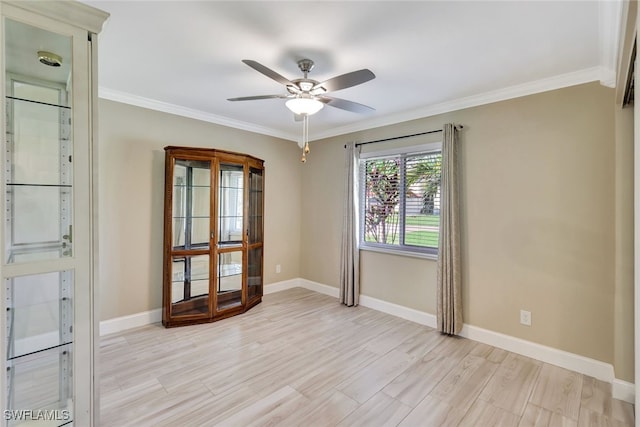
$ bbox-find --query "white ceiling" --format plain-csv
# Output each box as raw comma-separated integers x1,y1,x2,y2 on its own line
85,0,622,143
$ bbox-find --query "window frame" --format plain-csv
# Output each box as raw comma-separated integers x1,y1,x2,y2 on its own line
358,142,441,260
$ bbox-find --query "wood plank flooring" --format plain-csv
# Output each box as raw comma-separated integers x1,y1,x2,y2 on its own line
99,288,634,426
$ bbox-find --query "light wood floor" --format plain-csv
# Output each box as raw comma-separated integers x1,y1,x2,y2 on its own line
99,288,634,426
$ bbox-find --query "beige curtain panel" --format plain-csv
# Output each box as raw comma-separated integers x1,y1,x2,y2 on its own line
437,123,462,335
340,142,360,306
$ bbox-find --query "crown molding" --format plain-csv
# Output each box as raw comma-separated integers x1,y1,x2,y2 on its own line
311,66,603,141
614,0,636,105
599,67,617,88
100,66,602,144
98,87,297,141
3,0,110,34
598,0,624,88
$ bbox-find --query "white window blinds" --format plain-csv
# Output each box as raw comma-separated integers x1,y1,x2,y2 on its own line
360,148,442,255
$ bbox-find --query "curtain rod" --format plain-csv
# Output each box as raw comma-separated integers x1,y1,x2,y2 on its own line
347,125,463,148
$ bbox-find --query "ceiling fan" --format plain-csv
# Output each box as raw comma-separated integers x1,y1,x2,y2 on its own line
227,58,376,118
228,58,375,162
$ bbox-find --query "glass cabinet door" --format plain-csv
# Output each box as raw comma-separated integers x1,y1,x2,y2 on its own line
3,17,75,426
4,20,73,264
169,159,212,319
247,166,263,301
248,167,263,245
172,159,211,251
216,250,243,311
215,163,245,313
247,246,262,301
217,163,244,246
5,272,73,423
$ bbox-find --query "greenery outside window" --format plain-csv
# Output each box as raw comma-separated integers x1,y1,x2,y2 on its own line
359,143,441,256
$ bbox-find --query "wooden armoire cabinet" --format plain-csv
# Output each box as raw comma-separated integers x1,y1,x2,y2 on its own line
162,146,264,327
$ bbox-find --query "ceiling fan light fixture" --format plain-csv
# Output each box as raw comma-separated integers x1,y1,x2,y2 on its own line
285,97,324,116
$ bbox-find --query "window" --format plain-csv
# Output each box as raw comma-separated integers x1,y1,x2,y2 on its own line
359,144,441,256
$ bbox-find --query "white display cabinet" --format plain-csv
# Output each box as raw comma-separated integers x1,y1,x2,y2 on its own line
0,2,108,425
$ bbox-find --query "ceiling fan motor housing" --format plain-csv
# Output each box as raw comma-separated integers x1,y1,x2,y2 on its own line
297,58,315,74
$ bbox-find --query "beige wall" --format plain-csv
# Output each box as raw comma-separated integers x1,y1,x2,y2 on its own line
301,82,633,379
614,106,634,382
98,99,302,321
98,82,633,381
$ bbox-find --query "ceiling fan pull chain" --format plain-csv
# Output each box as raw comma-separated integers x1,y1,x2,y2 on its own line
304,115,310,154
301,115,310,163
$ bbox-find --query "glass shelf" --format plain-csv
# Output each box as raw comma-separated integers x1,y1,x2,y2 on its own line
6,95,71,110
7,340,73,362
219,263,242,278
5,270,74,425
6,343,73,426
4,87,73,264
216,251,242,311
218,242,242,249
7,183,72,188
5,271,74,360
6,245,70,265
170,255,209,314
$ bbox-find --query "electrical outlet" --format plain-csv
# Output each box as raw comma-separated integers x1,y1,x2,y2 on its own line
275,264,281,274
520,310,532,326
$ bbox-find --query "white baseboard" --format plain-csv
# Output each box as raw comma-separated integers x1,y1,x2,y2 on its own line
99,277,635,404
100,279,305,335
359,294,438,327
100,308,162,336
273,278,635,404
263,279,304,295
612,379,635,403
459,323,615,383
298,278,339,298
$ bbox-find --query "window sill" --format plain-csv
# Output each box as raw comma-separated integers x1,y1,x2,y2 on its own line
359,245,438,261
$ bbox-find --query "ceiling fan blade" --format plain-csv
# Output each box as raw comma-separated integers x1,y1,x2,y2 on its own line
227,94,287,101
319,96,375,114
242,59,294,87
313,69,375,93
